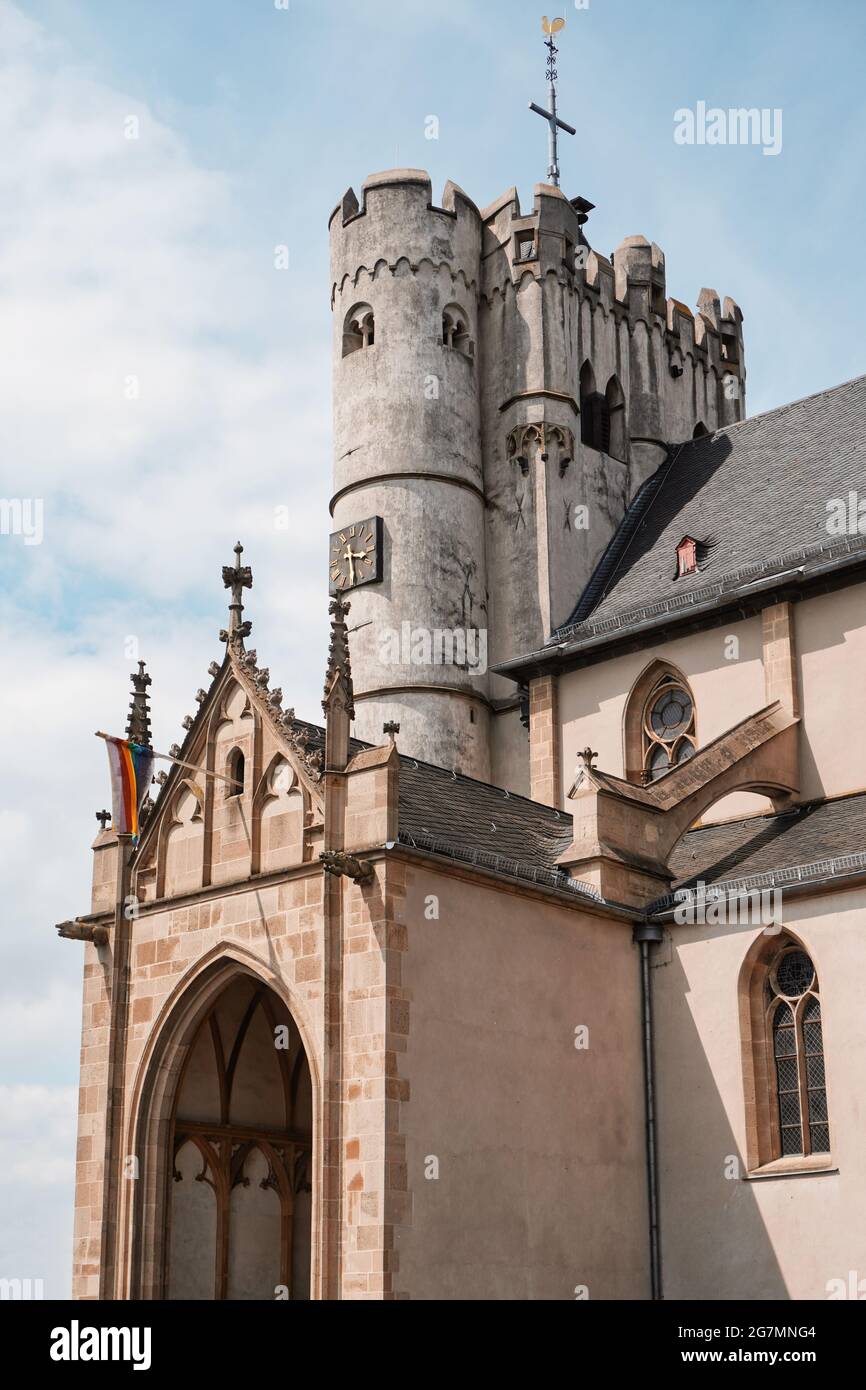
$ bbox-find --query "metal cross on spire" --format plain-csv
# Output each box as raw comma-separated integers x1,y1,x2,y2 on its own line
220,541,253,645
529,16,576,188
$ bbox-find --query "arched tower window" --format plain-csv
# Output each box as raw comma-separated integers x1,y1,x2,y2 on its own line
342,302,375,356
766,943,830,1158
579,361,610,453
605,375,627,461
442,303,474,357
640,672,696,782
226,747,245,798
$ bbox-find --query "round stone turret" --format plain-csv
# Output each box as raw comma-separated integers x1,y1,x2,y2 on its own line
329,170,490,778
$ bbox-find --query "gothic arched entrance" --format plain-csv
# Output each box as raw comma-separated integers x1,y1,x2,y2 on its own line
128,959,315,1301
168,975,312,1300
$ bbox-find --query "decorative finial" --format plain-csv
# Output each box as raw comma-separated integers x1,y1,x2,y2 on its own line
126,660,152,746
383,720,400,744
221,540,253,646
578,746,598,771
323,593,355,717
529,17,575,188
95,809,111,832
322,593,355,774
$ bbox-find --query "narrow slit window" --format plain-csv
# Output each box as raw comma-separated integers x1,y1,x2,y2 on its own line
226,748,245,798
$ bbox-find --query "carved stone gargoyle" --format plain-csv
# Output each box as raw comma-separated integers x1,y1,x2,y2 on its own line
319,849,374,885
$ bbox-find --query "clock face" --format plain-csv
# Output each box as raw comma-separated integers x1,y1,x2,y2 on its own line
329,516,383,593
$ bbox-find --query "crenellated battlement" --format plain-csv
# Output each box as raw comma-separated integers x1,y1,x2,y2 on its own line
330,170,745,404
329,169,482,308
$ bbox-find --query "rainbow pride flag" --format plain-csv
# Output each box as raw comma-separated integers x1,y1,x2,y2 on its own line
104,738,154,841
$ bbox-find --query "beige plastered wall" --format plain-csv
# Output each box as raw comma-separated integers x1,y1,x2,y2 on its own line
558,581,866,823
559,615,767,821
797,582,866,802
395,860,649,1299
652,885,866,1300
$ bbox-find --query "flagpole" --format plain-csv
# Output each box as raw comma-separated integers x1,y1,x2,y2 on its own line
94,731,240,789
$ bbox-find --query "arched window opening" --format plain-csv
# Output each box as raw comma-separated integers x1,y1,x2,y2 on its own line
513,230,537,263
226,747,245,798
766,944,830,1159
166,975,313,1300
721,331,739,367
605,375,627,461
342,302,375,356
641,673,696,782
579,360,610,453
442,303,474,358
623,661,698,785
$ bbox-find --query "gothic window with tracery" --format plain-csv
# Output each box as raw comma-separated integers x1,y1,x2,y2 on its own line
641,673,696,781
766,944,830,1158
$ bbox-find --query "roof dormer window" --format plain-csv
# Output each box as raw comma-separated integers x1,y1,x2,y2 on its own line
675,535,699,578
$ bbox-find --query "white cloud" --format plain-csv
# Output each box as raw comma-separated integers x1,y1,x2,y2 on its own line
0,0,332,1294
0,1084,78,1186
0,1084,77,1298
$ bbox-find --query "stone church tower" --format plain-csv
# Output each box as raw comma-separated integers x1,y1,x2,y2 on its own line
329,170,746,787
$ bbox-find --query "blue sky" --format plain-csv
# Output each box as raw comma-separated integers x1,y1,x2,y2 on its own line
1,0,864,1297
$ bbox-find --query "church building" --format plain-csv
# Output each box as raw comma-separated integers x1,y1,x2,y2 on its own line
61,159,866,1300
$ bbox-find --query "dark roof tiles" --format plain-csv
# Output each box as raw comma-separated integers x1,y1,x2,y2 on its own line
556,374,866,638
668,792,866,892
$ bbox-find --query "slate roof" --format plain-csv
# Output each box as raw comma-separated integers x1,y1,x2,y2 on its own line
496,375,866,676
396,753,582,890
663,791,866,905
293,719,588,895
567,373,866,629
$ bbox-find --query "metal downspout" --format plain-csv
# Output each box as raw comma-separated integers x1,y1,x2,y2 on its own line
635,922,664,1300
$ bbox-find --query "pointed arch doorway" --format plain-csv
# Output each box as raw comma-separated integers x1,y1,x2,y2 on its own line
130,963,315,1301
168,975,313,1300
